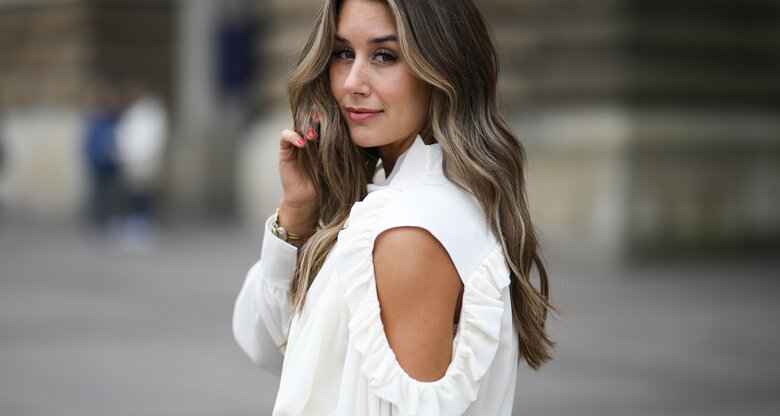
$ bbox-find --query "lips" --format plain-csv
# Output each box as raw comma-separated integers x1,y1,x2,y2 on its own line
346,107,383,121
346,107,381,113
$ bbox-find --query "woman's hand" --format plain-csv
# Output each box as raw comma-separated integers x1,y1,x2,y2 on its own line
277,113,320,237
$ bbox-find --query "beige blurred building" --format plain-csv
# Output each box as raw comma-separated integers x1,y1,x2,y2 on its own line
0,0,174,220
1,0,778,256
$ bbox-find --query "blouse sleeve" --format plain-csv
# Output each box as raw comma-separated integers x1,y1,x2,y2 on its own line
232,214,298,376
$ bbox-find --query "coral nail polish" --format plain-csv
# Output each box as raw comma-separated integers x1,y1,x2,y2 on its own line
297,138,305,146
307,128,317,139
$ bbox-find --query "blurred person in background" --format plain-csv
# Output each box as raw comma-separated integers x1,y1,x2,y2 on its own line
115,80,168,245
233,0,556,414
83,79,121,233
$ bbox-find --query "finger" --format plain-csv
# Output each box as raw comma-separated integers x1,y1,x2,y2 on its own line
306,126,318,141
281,128,305,149
308,111,320,140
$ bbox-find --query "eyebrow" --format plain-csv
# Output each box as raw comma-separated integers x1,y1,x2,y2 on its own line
334,34,398,44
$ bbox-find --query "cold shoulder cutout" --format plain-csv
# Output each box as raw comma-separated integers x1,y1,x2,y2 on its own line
371,182,498,285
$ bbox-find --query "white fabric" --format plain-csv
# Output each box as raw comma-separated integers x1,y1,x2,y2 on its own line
115,96,168,188
233,134,519,415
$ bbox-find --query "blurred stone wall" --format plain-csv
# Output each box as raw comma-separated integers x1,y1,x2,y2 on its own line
0,0,173,108
623,0,780,255
0,1,90,108
0,0,174,221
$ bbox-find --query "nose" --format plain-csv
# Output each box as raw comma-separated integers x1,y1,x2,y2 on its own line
343,59,370,96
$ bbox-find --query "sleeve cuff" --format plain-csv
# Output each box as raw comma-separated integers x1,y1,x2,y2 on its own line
260,213,299,287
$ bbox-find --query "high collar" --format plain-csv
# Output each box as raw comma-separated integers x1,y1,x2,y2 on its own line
367,133,442,193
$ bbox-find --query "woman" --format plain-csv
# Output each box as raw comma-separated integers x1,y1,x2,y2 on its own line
233,0,556,414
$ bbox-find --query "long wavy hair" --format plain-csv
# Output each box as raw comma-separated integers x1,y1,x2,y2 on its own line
285,0,556,370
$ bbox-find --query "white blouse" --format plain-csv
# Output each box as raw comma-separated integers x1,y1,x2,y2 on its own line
233,134,519,415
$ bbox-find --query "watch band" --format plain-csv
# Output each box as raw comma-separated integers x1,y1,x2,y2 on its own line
271,208,311,246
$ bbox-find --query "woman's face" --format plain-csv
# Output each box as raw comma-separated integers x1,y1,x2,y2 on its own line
329,0,432,151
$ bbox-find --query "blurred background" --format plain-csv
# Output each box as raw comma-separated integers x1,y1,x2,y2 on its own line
1,0,778,415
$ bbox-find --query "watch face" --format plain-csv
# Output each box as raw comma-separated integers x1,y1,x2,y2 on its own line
272,222,287,241
271,211,287,241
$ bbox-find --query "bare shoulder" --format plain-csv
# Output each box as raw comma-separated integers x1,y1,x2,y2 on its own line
373,226,461,288
372,226,463,382
371,182,496,283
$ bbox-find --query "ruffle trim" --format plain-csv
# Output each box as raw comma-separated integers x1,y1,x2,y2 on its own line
337,188,511,415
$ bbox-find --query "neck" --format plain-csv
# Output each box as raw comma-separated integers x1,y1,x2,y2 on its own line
378,133,416,178
377,130,433,177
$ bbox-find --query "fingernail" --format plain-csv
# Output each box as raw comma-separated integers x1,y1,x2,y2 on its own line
307,128,317,139
313,112,320,122
297,137,305,146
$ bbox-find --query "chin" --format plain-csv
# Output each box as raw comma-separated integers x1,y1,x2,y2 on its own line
347,127,380,148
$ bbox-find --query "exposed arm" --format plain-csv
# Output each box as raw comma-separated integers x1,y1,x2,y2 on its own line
372,226,464,382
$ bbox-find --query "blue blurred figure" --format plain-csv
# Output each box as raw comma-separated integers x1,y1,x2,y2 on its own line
83,80,121,232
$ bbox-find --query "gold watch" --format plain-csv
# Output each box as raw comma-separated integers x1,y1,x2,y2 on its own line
271,208,310,246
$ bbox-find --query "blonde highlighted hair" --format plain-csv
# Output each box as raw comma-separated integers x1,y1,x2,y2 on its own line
286,0,556,370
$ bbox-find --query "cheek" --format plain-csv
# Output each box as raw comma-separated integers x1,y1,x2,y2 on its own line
328,66,341,96
382,73,417,107
395,78,430,118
